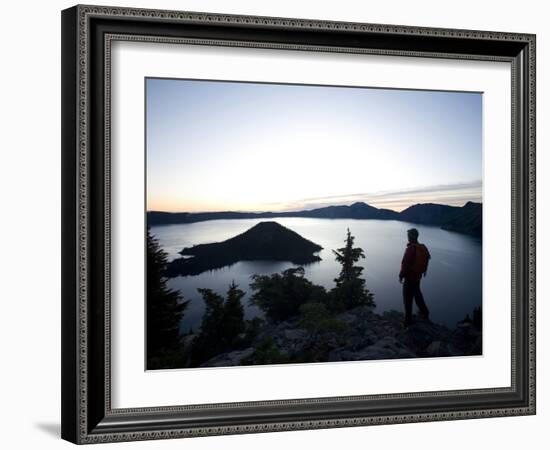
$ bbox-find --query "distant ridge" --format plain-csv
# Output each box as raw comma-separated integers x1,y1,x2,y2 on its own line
399,201,482,237
165,221,322,277
149,201,482,238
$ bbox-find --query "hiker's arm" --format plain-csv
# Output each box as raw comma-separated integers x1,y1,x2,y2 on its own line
423,251,431,277
399,246,415,280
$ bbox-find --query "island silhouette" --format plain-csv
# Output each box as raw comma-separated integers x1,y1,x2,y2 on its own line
165,221,323,277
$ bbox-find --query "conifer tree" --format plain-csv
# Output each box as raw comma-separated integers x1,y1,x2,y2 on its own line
147,228,188,369
190,289,225,365
191,283,246,365
329,228,375,311
222,281,246,344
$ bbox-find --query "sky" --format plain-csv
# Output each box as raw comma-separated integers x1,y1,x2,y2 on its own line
146,78,482,213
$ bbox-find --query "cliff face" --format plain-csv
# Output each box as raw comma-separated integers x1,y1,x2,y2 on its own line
399,203,458,225
165,222,322,277
400,202,482,237
440,202,482,237
199,306,482,367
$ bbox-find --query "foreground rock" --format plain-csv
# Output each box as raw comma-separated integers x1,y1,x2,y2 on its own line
200,306,482,367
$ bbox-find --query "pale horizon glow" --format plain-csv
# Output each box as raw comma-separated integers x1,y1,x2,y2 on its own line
146,78,482,213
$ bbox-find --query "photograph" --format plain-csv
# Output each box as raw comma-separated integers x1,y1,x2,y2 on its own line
145,78,484,370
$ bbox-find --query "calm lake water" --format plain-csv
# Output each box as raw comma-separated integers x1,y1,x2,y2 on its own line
151,218,482,332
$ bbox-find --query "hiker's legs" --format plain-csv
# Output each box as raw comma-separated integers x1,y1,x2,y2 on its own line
402,280,415,324
413,281,430,318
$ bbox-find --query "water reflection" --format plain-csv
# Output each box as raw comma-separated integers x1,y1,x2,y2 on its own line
151,218,482,332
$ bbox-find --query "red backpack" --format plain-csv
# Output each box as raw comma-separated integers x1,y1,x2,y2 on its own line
410,243,430,277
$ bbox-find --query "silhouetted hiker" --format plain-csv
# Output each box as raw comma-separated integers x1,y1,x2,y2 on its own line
399,228,431,327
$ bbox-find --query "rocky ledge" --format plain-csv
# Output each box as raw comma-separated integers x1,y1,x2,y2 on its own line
199,306,482,367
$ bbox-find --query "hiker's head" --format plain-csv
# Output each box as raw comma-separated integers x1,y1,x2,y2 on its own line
407,228,419,243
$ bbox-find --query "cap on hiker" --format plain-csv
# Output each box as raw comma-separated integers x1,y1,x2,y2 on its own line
407,228,419,239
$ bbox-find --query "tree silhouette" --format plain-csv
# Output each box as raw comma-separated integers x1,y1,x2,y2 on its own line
329,228,375,311
191,282,246,365
250,267,327,322
147,229,188,369
222,281,246,344
191,288,225,365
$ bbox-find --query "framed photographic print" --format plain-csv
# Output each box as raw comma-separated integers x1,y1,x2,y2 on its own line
61,5,536,444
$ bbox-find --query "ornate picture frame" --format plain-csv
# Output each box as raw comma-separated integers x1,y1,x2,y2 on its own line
61,4,536,444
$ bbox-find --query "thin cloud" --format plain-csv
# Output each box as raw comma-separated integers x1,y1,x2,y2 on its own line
267,181,482,212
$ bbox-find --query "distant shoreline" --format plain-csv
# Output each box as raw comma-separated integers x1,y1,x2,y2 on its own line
148,201,482,238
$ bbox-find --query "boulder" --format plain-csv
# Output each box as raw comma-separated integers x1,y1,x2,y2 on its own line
329,336,415,361
396,318,450,354
283,329,307,341
425,340,451,357
448,323,482,355
201,347,255,367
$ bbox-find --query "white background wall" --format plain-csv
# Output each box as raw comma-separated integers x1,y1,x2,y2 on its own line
0,0,545,448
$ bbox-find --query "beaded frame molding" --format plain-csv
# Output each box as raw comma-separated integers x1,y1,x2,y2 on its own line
61,4,536,445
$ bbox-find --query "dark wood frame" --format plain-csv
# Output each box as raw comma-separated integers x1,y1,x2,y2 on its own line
61,4,536,444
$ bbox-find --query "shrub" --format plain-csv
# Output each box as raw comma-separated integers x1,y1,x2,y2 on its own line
299,302,349,339
240,337,289,365
250,267,327,322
